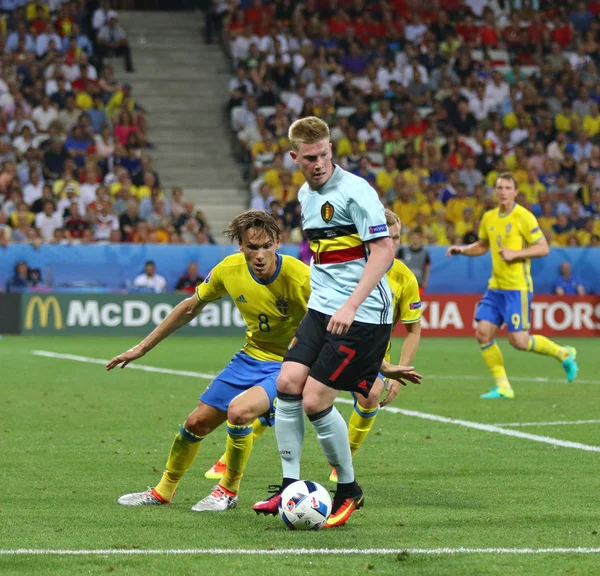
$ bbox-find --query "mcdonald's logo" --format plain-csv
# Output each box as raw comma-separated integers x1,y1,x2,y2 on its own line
24,296,63,330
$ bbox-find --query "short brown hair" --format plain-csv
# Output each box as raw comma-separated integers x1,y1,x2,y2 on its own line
224,210,280,244
385,208,400,228
495,172,518,189
288,116,330,151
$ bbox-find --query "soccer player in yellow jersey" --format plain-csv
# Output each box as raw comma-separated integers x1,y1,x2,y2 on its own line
107,211,312,511
447,173,578,399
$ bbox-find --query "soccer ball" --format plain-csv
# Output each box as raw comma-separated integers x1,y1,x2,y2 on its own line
279,480,332,530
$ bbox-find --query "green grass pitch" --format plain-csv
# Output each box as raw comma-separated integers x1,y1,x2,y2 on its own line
1,335,599,575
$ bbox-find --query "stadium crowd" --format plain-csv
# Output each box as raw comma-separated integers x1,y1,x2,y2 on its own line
226,0,600,248
0,0,215,247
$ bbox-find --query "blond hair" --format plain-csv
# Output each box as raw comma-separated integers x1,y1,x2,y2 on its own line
288,116,330,152
385,208,401,228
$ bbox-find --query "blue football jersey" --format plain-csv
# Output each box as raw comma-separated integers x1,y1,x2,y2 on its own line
300,165,392,325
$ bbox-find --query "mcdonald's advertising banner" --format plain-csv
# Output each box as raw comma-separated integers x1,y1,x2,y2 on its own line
19,293,247,335
2,293,598,337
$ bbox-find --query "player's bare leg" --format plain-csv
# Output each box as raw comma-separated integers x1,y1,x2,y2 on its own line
118,401,226,506
508,331,578,383
253,361,309,515
330,378,385,482
193,385,272,512
303,376,363,528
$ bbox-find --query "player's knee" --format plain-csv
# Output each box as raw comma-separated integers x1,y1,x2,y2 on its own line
227,401,253,426
276,371,302,395
359,386,380,410
302,394,328,417
509,332,529,351
475,326,492,345
184,411,212,437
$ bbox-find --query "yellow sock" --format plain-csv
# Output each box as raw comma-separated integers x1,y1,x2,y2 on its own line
480,340,511,391
348,403,378,456
527,335,569,361
219,422,253,495
217,418,268,465
154,426,203,502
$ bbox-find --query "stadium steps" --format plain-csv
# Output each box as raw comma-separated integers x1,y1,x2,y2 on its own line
116,11,247,243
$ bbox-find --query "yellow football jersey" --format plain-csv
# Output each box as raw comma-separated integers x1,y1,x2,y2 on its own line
384,259,421,363
196,253,310,362
478,204,544,291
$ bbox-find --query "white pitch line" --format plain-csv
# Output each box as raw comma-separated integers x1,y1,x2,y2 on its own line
32,351,600,453
429,374,600,386
1,548,600,556
335,398,600,453
495,420,600,428
31,350,216,380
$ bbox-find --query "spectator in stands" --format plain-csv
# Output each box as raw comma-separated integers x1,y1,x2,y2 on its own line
35,199,63,241
175,262,204,293
554,261,585,296
96,13,134,73
133,260,166,293
397,228,431,294
6,261,38,292
251,182,275,211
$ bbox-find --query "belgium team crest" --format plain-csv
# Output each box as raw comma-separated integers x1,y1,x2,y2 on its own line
321,201,334,223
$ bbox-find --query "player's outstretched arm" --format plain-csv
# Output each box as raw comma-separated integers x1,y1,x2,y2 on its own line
106,296,205,370
380,321,422,406
328,236,394,334
446,239,489,257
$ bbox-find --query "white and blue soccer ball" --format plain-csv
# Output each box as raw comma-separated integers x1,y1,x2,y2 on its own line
279,480,332,530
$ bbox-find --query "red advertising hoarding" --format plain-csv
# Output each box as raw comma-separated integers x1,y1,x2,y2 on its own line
392,295,600,338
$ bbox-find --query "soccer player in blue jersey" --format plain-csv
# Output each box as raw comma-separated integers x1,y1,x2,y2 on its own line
107,211,311,511
253,116,395,527
447,173,578,399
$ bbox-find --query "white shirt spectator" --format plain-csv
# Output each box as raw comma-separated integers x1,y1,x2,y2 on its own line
265,52,291,66
97,23,127,44
13,135,37,154
509,127,529,147
306,80,334,103
574,142,593,162
45,78,73,96
404,22,427,44
32,104,59,132
357,126,382,145
69,64,98,82
133,272,167,293
23,181,44,205
231,33,259,64
484,79,509,110
286,93,304,118
229,76,254,95
465,0,488,16
35,210,63,241
0,91,14,110
36,32,63,58
57,196,84,217
376,66,403,91
402,64,429,88
468,95,494,121
79,183,99,206
93,213,119,240
250,193,276,211
372,109,394,130
458,168,484,194
93,8,117,31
